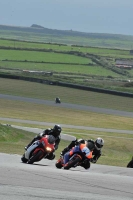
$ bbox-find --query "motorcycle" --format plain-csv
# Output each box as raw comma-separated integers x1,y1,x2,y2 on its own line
55,97,61,104
55,153,85,170
21,135,55,164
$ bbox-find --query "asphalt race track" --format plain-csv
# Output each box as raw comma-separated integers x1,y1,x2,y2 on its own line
1,94,133,134
0,94,133,199
0,93,133,118
0,153,133,200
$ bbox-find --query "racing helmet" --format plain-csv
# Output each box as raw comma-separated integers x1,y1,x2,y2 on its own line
53,124,62,137
95,137,104,150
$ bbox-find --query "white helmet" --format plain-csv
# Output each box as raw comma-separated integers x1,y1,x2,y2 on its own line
95,138,104,150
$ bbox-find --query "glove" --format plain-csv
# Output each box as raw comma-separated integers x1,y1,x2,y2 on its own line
38,132,44,137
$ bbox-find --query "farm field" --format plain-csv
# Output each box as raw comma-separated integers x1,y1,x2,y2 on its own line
0,61,118,77
0,38,133,92
0,38,132,57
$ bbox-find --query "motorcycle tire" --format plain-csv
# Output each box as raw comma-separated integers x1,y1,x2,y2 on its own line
21,154,28,163
55,158,63,169
64,156,82,170
28,150,44,164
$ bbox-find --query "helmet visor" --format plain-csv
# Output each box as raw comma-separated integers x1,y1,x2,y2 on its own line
96,143,103,149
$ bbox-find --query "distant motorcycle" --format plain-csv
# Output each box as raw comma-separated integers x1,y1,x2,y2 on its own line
55,97,61,104
55,153,87,170
21,135,55,164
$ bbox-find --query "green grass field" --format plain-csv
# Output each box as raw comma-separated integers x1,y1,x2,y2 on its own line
1,38,133,93
0,38,132,58
0,61,119,77
0,38,130,52
0,49,91,64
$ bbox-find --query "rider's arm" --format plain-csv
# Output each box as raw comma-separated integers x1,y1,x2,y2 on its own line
40,128,51,137
91,149,101,163
54,136,61,150
80,144,93,159
67,138,85,148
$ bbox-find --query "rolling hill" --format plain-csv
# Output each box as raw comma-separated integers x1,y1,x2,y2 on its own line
0,24,133,49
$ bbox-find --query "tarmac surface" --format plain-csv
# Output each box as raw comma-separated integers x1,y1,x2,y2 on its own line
0,153,133,200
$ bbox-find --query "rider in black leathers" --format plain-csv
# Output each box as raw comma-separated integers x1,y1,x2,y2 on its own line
25,124,62,160
61,137,104,169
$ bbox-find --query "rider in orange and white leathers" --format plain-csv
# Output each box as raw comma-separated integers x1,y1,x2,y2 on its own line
63,142,93,169
61,137,104,169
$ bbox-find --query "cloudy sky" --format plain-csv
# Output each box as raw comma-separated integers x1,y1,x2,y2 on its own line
0,0,133,35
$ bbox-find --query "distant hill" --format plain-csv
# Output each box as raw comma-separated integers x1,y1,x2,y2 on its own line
31,24,44,29
0,24,133,49
0,24,132,39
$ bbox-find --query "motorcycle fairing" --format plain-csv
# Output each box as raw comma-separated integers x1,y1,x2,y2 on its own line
25,141,40,159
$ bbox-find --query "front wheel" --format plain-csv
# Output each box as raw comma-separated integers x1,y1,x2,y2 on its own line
28,150,44,164
64,156,82,170
55,158,63,169
21,154,28,163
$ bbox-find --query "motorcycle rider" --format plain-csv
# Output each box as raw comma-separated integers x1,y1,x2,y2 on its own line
61,137,104,169
25,124,62,160
55,97,61,103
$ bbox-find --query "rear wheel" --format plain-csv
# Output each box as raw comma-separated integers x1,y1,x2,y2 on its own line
28,150,44,164
64,156,82,170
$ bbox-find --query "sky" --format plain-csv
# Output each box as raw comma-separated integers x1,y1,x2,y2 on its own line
0,0,133,35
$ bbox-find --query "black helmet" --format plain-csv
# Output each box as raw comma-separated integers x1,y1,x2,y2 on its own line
95,138,104,150
48,135,55,144
53,124,62,137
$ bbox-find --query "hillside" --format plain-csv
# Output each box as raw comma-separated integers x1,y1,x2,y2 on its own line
0,24,133,49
